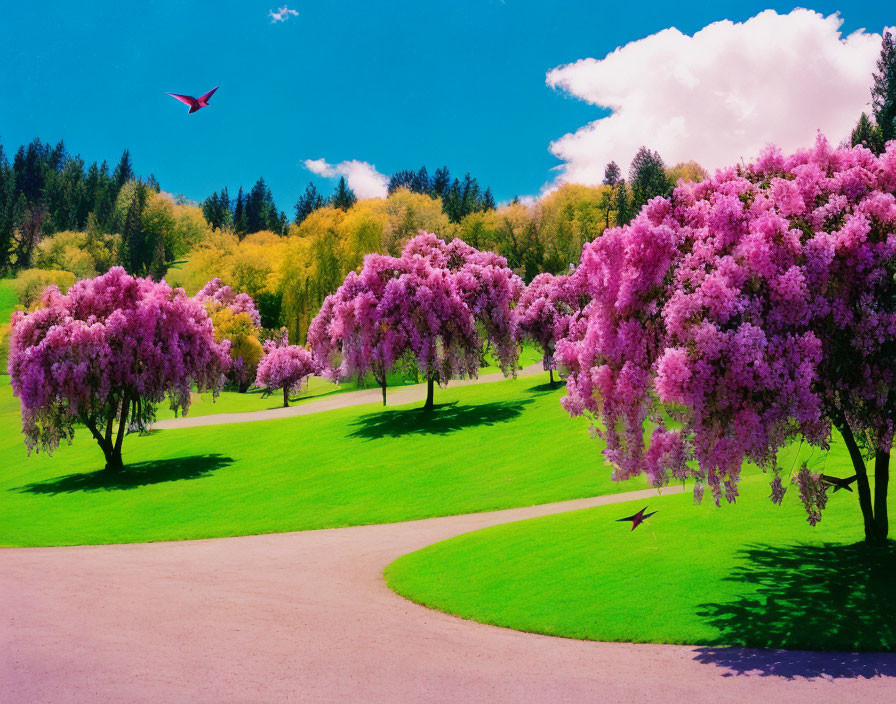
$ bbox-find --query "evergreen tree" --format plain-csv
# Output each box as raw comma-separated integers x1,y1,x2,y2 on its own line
112,149,134,192
294,181,324,224
482,187,496,211
120,183,148,274
331,176,357,210
851,112,883,153
245,178,271,234
202,191,225,230
629,146,672,214
603,161,621,186
613,179,632,227
872,29,896,144
233,187,247,236
431,166,451,200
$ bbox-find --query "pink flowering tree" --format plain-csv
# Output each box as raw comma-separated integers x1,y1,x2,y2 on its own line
309,232,522,410
8,267,230,471
514,272,578,385
255,345,317,407
194,278,261,326
308,258,409,407
557,136,896,544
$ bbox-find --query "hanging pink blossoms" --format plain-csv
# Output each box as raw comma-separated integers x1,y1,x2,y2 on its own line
556,135,896,541
8,267,230,470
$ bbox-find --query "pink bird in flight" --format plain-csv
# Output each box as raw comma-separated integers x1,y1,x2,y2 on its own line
616,506,658,531
166,86,219,114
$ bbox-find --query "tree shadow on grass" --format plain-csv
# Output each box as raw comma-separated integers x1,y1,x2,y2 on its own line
693,541,896,679
347,399,533,439
524,382,562,395
13,454,234,495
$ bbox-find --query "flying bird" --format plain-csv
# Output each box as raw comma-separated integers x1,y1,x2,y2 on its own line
617,506,658,531
821,474,858,493
166,86,219,114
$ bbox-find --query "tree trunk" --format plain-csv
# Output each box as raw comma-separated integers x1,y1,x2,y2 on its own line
839,422,889,545
103,445,124,472
381,380,387,407
549,368,555,386
874,449,889,542
423,377,435,411
283,387,290,408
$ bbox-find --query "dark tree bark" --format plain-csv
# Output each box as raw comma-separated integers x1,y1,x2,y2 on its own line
839,422,890,545
423,377,435,411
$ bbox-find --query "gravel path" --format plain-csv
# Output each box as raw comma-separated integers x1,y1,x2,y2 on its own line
3,483,894,703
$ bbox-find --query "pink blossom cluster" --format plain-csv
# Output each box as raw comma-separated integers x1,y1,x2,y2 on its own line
557,135,896,521
255,345,317,395
194,277,262,327
514,272,578,371
8,267,230,454
309,232,523,386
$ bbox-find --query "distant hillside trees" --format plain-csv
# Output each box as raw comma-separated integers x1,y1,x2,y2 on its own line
202,178,288,238
388,165,495,223
0,138,190,278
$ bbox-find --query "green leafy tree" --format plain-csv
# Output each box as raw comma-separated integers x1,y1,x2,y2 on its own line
629,147,672,214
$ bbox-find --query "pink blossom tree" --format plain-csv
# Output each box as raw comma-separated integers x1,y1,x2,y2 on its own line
194,277,261,326
8,267,230,471
309,232,522,410
557,136,896,544
514,272,578,386
255,345,317,407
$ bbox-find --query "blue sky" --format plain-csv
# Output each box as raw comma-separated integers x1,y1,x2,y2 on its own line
0,1,892,210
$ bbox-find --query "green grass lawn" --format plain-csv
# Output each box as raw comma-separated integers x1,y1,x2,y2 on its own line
0,373,650,547
0,278,16,323
385,462,895,652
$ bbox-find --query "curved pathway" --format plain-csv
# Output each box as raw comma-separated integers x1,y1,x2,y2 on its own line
154,364,545,429
3,484,894,703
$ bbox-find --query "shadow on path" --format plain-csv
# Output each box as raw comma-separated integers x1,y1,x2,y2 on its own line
347,400,533,439
14,454,234,495
694,541,896,678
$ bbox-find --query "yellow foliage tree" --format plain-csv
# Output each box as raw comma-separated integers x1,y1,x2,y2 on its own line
210,308,264,392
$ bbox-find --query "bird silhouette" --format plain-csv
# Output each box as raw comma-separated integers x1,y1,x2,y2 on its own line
166,86,219,114
617,506,658,531
821,474,858,493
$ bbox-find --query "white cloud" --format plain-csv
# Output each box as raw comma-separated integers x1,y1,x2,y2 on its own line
303,158,389,199
269,5,299,23
546,9,882,187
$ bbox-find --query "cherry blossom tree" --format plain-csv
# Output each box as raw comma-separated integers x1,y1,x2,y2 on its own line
255,345,317,407
8,267,230,471
309,232,522,410
514,272,578,385
557,136,896,544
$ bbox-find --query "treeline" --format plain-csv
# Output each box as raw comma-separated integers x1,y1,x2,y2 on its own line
201,178,290,236
0,137,211,279
172,148,701,341
387,166,495,222
201,165,498,242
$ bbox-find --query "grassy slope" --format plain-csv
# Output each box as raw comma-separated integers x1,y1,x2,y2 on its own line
386,463,896,652
0,374,649,547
